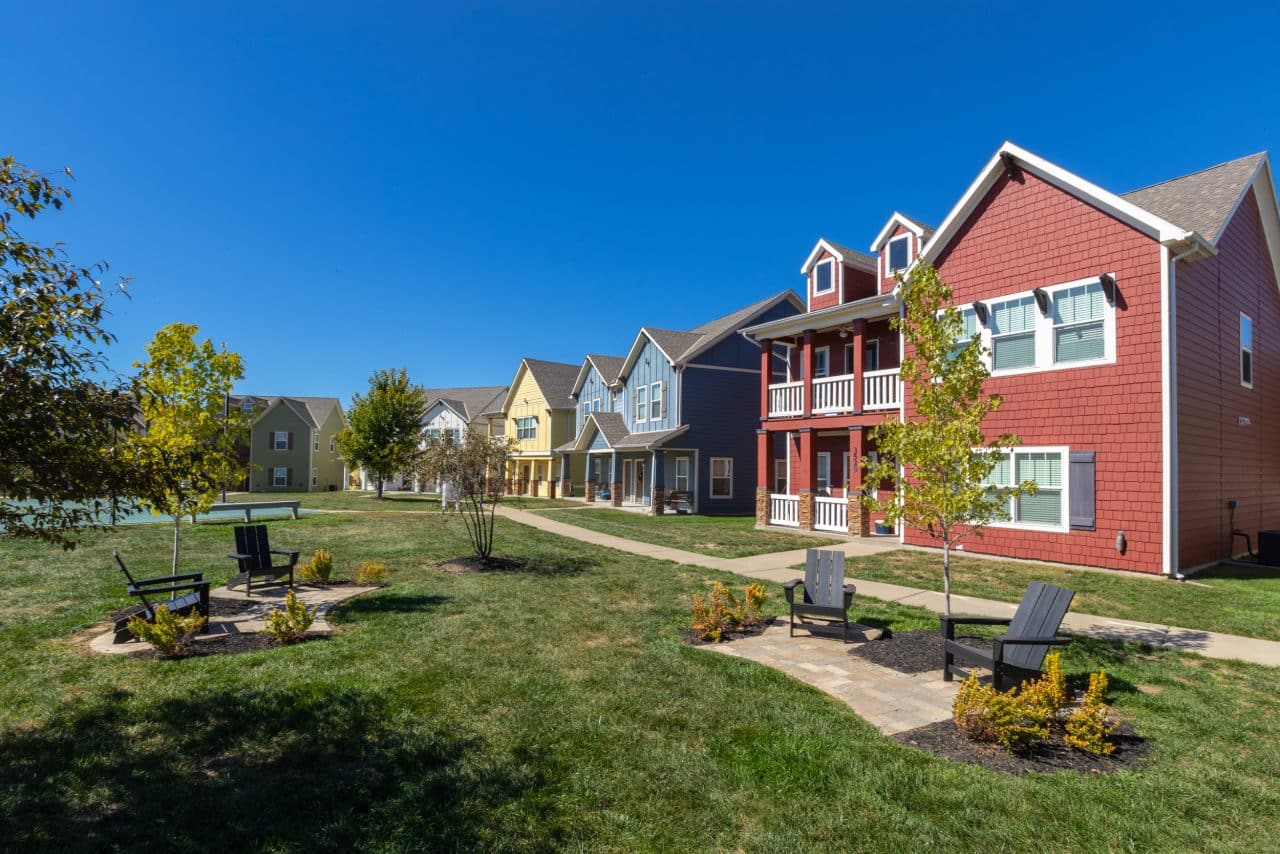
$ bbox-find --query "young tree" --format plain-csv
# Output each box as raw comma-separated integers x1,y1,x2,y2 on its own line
419,428,515,560
130,324,247,573
863,264,1033,614
0,155,144,548
337,369,426,498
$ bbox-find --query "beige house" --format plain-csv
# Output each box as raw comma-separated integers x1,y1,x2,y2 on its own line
231,395,347,492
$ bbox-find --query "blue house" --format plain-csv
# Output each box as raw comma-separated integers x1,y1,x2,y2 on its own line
555,291,803,514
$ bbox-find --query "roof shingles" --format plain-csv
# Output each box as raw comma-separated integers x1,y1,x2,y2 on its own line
1122,152,1266,244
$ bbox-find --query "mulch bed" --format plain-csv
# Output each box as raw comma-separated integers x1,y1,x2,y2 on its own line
681,616,777,647
848,629,981,674
894,719,1149,775
436,556,527,573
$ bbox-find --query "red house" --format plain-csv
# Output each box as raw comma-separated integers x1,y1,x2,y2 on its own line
743,142,1280,576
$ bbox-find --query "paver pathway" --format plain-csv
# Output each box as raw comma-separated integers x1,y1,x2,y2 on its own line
495,504,1280,668
707,620,958,734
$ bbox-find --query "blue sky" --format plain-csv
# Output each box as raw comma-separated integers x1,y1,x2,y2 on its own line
8,1,1279,403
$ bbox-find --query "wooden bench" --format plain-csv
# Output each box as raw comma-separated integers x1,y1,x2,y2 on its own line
207,500,301,523
664,490,694,514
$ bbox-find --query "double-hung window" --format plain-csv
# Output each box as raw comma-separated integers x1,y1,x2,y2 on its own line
985,449,1065,528
272,467,288,487
814,347,830,379
951,306,978,361
710,458,733,498
887,234,910,273
816,452,831,496
273,431,289,450
634,385,648,422
814,259,834,295
515,416,537,440
991,296,1037,370
649,382,662,420
1241,312,1254,387
1053,283,1106,364
676,457,690,492
314,434,320,452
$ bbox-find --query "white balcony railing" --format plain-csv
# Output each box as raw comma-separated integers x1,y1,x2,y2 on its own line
863,369,901,411
769,493,799,527
768,381,804,417
812,374,855,413
814,496,848,533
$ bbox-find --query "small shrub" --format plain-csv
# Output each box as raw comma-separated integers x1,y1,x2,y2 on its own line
952,672,1049,753
1065,669,1118,755
355,560,386,585
1018,651,1069,718
262,589,317,644
127,605,206,657
299,548,335,584
689,582,768,642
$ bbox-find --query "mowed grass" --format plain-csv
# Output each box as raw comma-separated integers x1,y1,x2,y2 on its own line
538,507,840,558
844,549,1280,641
223,490,582,512
1,512,1279,850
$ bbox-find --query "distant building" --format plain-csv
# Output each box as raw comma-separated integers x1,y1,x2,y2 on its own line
230,395,347,492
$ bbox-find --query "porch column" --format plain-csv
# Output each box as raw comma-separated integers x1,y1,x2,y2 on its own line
559,453,571,499
759,339,771,420
802,329,815,416
610,452,622,507
848,426,870,536
851,318,867,413
585,456,597,502
796,427,814,531
755,429,770,526
651,450,665,515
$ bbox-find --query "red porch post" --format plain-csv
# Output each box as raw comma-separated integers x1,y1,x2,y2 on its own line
801,329,815,416
755,429,770,526
848,426,870,536
851,319,866,412
759,339,771,420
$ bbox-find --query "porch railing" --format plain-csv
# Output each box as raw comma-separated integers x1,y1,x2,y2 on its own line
863,369,901,411
768,493,799,527
768,381,804,417
812,374,855,413
814,496,847,533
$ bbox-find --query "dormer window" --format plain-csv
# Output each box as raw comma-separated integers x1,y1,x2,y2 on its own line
813,259,834,295
887,234,911,274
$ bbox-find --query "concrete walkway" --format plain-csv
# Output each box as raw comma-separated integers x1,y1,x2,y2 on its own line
496,505,1280,668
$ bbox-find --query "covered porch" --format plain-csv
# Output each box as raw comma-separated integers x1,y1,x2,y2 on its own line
556,412,694,515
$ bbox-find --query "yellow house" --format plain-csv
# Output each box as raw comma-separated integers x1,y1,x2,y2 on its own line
494,358,581,498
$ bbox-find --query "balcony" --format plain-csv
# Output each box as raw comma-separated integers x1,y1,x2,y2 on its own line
766,370,901,418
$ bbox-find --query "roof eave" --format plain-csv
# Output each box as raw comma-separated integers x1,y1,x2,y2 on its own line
740,292,902,342
801,238,878,275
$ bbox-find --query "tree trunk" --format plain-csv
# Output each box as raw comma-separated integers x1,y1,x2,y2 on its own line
941,532,951,616
171,515,182,575
376,475,384,499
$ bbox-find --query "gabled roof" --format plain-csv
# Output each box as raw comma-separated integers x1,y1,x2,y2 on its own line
870,212,935,251
740,291,903,342
617,290,804,378
558,411,690,452
421,385,509,423
1122,152,1268,245
238,395,344,429
570,354,627,398
800,237,878,275
498,358,580,413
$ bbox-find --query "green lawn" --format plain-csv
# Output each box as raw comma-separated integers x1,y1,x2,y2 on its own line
222,490,581,512
842,549,1280,642
2,512,1279,849
538,507,840,558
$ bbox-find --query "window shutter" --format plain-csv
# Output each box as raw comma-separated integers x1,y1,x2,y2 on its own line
266,430,273,449
287,431,294,450
1069,451,1095,530
287,467,293,486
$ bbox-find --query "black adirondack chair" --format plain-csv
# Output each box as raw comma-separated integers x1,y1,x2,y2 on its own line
783,549,857,642
941,581,1075,691
227,524,299,597
112,550,210,642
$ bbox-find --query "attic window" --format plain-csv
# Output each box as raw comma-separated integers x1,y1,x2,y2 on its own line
887,235,911,273
814,259,834,295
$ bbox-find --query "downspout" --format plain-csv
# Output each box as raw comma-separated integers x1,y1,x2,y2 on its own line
1164,239,1205,579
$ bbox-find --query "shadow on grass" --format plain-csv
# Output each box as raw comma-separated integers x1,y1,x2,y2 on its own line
1192,561,1280,582
0,685,555,850
338,593,452,615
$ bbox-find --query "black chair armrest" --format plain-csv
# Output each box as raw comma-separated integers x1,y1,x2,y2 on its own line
270,549,300,558
128,580,211,597
782,579,801,604
228,552,251,560
842,585,856,607
940,615,1013,627
992,634,1071,646
131,572,206,586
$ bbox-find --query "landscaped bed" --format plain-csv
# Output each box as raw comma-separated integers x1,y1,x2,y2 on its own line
1,511,1279,848
539,507,840,557
843,549,1280,641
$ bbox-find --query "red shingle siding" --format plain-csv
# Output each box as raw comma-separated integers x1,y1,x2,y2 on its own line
844,265,878,302
809,250,841,311
905,171,1166,573
1176,188,1280,569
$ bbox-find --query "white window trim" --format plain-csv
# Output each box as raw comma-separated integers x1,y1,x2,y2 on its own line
844,342,854,374
983,445,1071,534
1241,311,1254,388
329,437,335,452
958,275,1118,379
634,385,648,423
773,458,787,493
676,456,690,492
814,346,830,379
649,382,662,420
709,457,733,499
272,466,288,487
813,258,835,295
314,434,320,452
273,431,289,451
843,451,851,491
885,234,912,276
515,416,538,441
816,451,831,495
864,339,880,372
311,468,318,486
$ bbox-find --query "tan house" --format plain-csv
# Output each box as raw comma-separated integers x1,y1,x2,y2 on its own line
490,358,581,497
231,395,348,492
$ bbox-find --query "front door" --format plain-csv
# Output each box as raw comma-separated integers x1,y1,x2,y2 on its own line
635,461,646,504
622,460,633,502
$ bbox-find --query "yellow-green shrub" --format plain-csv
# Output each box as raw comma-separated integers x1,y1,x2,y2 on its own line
952,672,1049,752
354,560,386,585
689,582,768,642
127,605,207,657
299,548,335,584
1018,652,1069,718
262,589,316,643
1065,669,1118,755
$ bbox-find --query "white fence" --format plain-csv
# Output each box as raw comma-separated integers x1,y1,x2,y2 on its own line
863,369,901,411
768,493,799,527
812,375,855,413
813,496,848,533
768,381,804,417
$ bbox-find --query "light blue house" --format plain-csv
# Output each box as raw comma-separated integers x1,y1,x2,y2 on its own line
555,291,803,514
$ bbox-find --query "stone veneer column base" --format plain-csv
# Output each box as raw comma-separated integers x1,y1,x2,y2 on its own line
611,482,623,507
559,478,571,500
651,486,665,515
797,491,815,531
755,487,769,526
847,493,870,537
586,481,597,502
531,479,540,497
